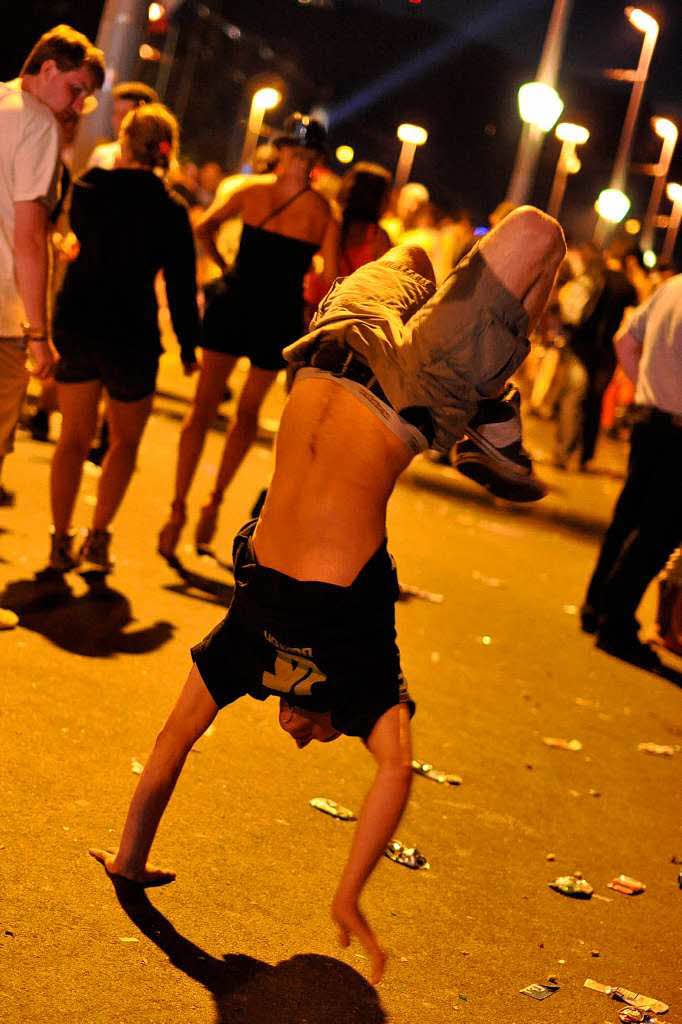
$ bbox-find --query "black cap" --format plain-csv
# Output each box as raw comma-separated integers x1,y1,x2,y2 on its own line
274,112,328,155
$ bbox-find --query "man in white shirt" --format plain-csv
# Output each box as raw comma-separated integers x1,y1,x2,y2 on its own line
581,273,682,669
0,24,103,626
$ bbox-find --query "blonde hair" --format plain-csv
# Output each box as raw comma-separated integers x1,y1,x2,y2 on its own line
119,102,178,173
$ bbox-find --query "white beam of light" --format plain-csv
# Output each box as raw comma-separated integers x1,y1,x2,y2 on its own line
328,0,548,128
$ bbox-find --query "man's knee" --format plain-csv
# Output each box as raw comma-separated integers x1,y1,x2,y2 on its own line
499,205,566,264
380,244,436,285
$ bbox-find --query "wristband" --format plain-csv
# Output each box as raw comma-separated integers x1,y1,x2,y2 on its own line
21,322,48,341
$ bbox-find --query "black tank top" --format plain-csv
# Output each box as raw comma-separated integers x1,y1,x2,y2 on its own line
234,223,318,299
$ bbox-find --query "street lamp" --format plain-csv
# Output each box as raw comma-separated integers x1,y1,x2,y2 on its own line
662,182,682,261
640,116,678,252
335,145,354,164
505,0,573,205
547,121,589,219
596,188,631,224
240,86,282,170
595,6,659,242
393,123,428,193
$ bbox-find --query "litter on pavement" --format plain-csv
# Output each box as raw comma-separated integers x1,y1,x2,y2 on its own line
637,742,677,757
384,840,430,870
411,760,463,785
584,978,669,1015
520,982,559,1000
607,875,646,895
543,736,583,751
398,582,444,603
309,797,356,821
549,873,594,898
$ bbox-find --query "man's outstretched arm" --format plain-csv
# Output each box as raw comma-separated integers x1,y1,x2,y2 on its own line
331,703,413,984
90,665,219,886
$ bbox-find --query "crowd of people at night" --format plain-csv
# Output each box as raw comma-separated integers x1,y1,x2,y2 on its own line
2,22,681,985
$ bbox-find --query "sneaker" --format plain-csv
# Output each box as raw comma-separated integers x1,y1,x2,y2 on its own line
452,386,547,502
49,528,80,572
78,528,113,573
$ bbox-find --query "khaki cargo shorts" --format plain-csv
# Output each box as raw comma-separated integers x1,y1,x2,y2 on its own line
0,339,29,456
285,242,530,452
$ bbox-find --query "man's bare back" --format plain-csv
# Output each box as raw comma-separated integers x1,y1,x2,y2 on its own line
253,375,413,585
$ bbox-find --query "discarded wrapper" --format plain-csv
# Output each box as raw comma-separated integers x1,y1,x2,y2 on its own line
411,760,462,785
384,840,430,870
549,873,593,898
543,736,583,751
131,758,144,775
398,583,444,604
584,978,669,1015
619,1008,663,1023
520,983,559,1001
607,874,646,895
309,797,356,821
637,742,676,757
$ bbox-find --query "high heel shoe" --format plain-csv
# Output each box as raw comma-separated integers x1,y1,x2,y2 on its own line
194,495,221,554
158,500,186,563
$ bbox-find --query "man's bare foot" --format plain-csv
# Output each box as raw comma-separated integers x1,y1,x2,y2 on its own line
89,848,176,887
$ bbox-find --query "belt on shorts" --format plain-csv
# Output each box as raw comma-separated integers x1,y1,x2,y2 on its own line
308,338,435,444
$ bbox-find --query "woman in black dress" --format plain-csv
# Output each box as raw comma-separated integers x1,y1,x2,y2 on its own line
48,103,200,573
157,115,338,561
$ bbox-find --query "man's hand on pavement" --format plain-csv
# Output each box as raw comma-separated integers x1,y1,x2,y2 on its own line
332,893,386,985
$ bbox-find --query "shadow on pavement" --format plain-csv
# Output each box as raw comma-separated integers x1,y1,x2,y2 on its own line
1,571,174,656
113,882,386,1024
405,468,612,540
162,555,235,608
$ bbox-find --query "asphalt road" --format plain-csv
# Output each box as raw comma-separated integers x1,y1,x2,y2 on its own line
2,359,681,1024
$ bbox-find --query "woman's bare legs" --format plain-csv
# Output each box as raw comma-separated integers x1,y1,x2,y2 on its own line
50,381,102,536
195,364,278,550
91,394,154,531
158,350,236,559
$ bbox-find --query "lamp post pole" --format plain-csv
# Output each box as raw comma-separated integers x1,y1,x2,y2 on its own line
240,88,281,170
71,0,149,173
595,7,659,243
662,184,682,261
547,122,589,220
640,118,678,253
506,0,573,205
393,124,428,193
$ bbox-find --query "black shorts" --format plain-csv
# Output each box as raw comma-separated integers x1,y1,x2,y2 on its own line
191,519,414,739
201,275,304,372
54,336,159,402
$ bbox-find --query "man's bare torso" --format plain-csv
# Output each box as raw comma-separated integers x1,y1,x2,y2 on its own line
253,376,413,585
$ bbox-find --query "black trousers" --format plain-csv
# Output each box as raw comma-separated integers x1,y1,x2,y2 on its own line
584,408,682,637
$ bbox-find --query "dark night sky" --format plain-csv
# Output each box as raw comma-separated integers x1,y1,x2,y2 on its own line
4,0,682,247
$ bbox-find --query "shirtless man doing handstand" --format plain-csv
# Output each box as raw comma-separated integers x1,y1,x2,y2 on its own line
90,206,565,984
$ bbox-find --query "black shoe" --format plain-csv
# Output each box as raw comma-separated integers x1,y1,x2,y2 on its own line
580,603,599,634
596,632,663,672
78,528,113,574
453,386,547,502
27,408,50,442
0,485,15,507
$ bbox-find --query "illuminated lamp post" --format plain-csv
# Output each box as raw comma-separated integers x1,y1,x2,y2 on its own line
662,182,682,261
335,145,354,165
595,6,659,242
240,86,282,170
393,123,428,193
547,121,589,220
640,117,678,254
506,0,572,205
